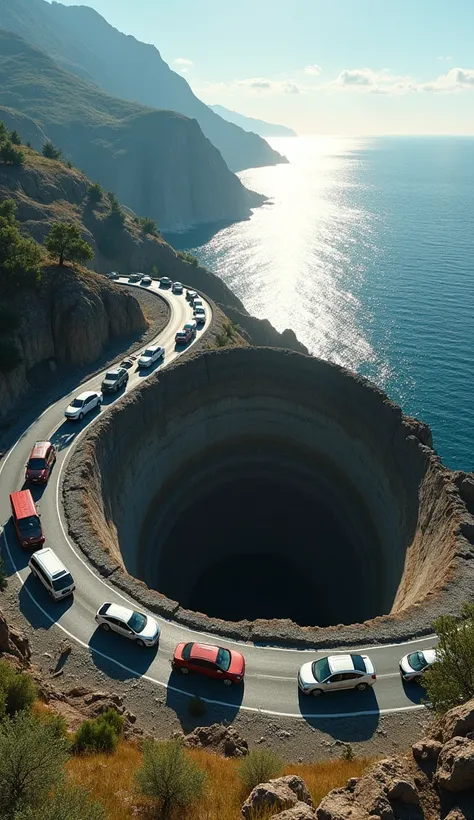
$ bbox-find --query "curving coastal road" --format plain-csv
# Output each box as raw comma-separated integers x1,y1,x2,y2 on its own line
0,277,435,726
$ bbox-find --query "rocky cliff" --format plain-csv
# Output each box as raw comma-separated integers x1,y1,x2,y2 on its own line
0,29,264,232
0,0,286,172
0,265,147,419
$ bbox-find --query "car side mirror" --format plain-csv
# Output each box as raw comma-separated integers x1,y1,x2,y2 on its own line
217,669,223,674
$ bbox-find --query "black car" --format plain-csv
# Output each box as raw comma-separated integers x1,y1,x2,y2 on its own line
101,367,129,393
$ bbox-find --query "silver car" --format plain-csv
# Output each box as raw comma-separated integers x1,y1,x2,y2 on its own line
298,654,376,697
399,649,438,682
95,602,160,647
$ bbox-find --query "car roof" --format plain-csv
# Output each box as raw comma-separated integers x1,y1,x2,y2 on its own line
105,368,121,376
10,489,37,519
328,654,359,673
190,643,219,663
31,548,68,578
143,345,160,353
100,602,133,621
75,391,98,401
29,441,51,458
422,649,438,664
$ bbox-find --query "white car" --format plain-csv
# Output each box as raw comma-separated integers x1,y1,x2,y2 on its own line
172,281,183,294
192,297,204,310
193,306,206,324
95,602,160,647
160,276,172,287
186,289,197,302
298,654,376,697
137,345,165,368
106,271,119,280
140,275,152,286
399,649,438,683
64,390,102,421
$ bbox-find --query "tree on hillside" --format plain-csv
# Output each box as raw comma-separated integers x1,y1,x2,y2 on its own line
108,198,125,228
42,141,62,160
10,130,21,146
0,711,69,819
424,603,474,713
0,141,24,166
135,739,206,820
87,181,103,204
45,223,94,267
0,121,7,141
0,201,42,290
138,216,159,236
13,782,105,820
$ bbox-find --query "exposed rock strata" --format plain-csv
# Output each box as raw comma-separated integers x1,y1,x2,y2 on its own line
0,608,31,661
63,346,474,645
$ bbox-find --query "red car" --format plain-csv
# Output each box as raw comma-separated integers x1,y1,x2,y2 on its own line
25,441,56,484
172,642,245,685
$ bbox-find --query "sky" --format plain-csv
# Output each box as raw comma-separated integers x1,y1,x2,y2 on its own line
54,0,474,134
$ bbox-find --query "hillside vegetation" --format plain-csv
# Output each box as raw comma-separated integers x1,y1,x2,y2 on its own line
0,0,286,173
0,29,263,232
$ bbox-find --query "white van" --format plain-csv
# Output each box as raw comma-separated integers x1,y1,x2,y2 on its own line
28,548,75,600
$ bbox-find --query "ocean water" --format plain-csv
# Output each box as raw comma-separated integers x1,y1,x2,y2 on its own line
177,136,474,471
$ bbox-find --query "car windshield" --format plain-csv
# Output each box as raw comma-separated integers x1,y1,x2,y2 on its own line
70,398,84,408
215,648,231,671
128,611,147,633
312,657,331,682
407,651,430,671
182,643,193,660
143,349,154,357
52,573,74,591
17,515,41,537
105,372,119,380
28,458,46,470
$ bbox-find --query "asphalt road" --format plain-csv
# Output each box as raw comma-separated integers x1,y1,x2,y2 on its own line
0,277,436,726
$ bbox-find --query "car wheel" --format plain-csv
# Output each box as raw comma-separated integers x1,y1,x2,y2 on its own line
136,639,145,648
101,622,111,631
312,688,323,697
356,683,369,691
223,678,232,686
78,412,84,420
180,667,189,675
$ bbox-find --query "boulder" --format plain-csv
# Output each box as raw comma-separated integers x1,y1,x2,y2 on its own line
317,788,369,820
437,698,474,743
436,736,474,792
242,776,313,819
412,739,443,763
184,723,248,757
0,609,31,661
386,779,419,804
272,805,315,820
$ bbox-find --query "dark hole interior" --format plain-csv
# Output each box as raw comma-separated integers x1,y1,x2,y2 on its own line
149,470,385,628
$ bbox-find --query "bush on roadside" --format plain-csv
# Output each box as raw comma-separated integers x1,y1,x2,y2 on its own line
237,748,284,795
424,602,474,712
135,739,206,819
0,661,37,717
0,711,69,819
73,708,124,753
13,781,105,820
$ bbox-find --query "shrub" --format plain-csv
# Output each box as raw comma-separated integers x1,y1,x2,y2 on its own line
66,161,73,169
10,130,21,146
0,661,37,716
0,198,17,223
42,141,62,160
342,744,355,761
138,215,159,236
237,748,284,795
135,739,206,819
40,711,69,741
0,202,42,290
73,709,123,754
0,120,7,141
215,321,241,348
108,198,125,228
13,782,105,820
188,695,206,718
87,182,103,204
151,264,160,278
44,222,93,266
0,141,24,165
424,602,474,712
0,711,69,819
176,250,199,266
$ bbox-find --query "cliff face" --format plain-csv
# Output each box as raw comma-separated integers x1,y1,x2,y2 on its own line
0,150,307,356
0,266,147,419
0,0,286,173
0,30,264,232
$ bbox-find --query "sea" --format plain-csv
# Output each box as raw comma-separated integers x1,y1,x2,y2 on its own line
172,136,474,471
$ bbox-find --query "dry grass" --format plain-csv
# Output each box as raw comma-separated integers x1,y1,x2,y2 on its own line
66,740,374,820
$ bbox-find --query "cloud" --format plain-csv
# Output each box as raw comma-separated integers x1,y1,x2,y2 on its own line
174,57,193,66
236,77,301,95
284,82,300,94
421,67,474,92
338,68,374,86
437,55,452,62
304,64,322,76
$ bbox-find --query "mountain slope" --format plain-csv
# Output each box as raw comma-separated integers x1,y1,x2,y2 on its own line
0,29,264,232
210,105,297,138
0,0,287,172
